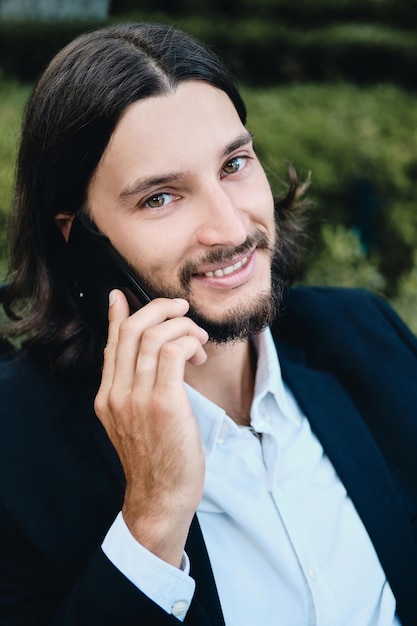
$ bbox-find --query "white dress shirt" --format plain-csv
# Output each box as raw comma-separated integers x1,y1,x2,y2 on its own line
103,328,401,625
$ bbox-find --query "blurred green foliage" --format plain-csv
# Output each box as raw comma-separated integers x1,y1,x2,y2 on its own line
242,82,417,295
300,224,385,292
0,6,416,88
0,77,29,281
111,0,417,29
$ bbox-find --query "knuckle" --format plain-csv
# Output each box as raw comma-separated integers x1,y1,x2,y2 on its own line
95,386,125,418
159,341,183,360
94,392,106,417
117,316,137,340
102,341,115,360
107,387,126,414
140,326,161,352
149,393,171,418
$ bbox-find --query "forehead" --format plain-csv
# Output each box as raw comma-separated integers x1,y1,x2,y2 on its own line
98,80,247,176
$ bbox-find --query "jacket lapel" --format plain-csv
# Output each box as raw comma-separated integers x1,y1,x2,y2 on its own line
186,517,225,625
277,338,417,624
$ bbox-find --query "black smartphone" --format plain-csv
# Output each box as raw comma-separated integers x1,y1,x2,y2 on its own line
66,215,153,328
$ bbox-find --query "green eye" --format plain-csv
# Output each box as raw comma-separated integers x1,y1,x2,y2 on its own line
223,156,245,175
145,193,172,208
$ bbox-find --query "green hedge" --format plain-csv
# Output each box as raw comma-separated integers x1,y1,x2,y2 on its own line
182,20,417,88
241,81,417,297
111,0,417,30
0,20,108,82
0,17,416,89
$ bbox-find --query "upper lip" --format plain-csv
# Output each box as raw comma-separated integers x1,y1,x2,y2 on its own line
195,249,254,276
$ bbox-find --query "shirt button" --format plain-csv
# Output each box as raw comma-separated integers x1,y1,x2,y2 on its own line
307,565,317,581
171,600,188,618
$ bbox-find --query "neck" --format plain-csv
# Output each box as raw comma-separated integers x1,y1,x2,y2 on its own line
185,338,257,427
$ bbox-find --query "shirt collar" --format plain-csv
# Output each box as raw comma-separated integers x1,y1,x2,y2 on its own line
250,327,297,423
185,327,299,464
185,383,227,466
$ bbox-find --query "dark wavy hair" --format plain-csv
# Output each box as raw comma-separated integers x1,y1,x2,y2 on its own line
2,22,308,376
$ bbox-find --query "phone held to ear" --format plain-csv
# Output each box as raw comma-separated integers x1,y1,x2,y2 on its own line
66,215,153,328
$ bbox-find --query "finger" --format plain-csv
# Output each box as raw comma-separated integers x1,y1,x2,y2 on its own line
99,289,130,393
153,335,208,396
130,297,190,327
111,298,192,389
133,317,208,391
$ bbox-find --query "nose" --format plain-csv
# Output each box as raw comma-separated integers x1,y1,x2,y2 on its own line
195,178,248,248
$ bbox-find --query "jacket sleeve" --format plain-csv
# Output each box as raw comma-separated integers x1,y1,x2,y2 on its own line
51,549,192,625
0,492,217,626
0,351,216,625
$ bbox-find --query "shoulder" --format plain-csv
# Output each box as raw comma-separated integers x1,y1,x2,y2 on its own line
279,285,416,347
276,285,417,373
0,347,74,411
0,347,99,454
282,285,390,319
0,345,120,500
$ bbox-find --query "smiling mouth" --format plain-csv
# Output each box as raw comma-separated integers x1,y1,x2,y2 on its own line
201,255,249,278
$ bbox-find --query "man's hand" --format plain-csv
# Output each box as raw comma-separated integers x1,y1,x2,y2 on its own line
94,290,209,568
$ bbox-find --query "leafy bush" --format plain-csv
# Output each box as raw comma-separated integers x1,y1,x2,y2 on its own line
300,224,385,293
0,77,29,274
242,82,417,294
0,16,416,89
0,20,107,81
111,0,417,30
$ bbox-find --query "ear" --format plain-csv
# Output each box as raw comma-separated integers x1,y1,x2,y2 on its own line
54,213,76,243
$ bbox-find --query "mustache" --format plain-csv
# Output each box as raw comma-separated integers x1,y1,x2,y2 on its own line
179,230,273,290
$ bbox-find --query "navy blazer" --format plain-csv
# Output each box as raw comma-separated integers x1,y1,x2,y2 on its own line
1,287,417,625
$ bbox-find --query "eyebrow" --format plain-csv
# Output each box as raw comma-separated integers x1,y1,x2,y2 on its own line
119,131,254,201
221,131,254,158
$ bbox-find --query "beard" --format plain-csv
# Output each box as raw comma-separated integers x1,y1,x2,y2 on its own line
132,223,287,344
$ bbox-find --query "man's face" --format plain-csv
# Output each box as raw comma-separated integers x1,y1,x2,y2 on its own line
87,80,277,341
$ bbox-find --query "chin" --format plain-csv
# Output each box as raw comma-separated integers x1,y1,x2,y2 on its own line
186,289,279,344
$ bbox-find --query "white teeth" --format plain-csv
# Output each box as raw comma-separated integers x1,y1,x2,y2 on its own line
204,256,248,278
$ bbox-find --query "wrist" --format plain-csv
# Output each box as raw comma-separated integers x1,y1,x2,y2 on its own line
122,505,194,568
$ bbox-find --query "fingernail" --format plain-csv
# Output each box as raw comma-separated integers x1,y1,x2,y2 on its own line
200,328,209,341
172,298,188,306
109,290,117,306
